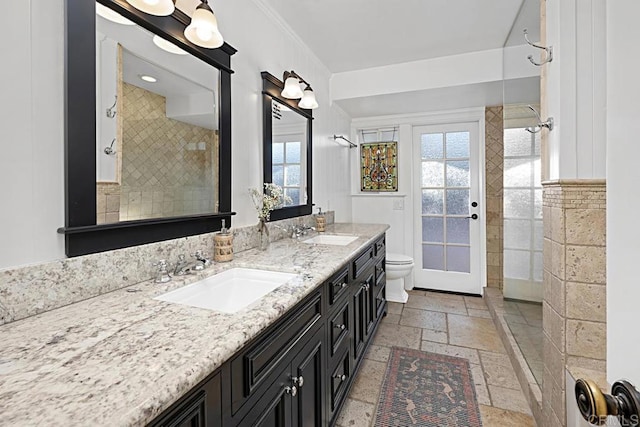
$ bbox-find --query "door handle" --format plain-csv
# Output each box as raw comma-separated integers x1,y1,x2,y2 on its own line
575,378,640,426
466,214,478,220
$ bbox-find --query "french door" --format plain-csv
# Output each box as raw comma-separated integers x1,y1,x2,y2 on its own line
413,123,483,295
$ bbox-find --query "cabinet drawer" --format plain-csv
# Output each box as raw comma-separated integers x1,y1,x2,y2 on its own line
352,245,374,279
328,266,349,307
374,236,385,259
329,348,351,416
230,290,322,413
374,258,385,288
328,300,350,357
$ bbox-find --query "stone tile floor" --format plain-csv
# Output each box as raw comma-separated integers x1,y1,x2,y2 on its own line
336,290,536,427
502,301,543,386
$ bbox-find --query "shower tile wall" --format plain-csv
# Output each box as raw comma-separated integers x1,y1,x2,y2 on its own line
119,83,219,221
97,182,121,224
485,106,504,289
541,180,606,427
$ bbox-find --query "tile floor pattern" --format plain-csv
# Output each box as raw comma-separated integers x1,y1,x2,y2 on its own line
502,301,543,386
336,290,536,427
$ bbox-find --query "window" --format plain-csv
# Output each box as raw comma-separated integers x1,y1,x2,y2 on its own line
272,137,303,206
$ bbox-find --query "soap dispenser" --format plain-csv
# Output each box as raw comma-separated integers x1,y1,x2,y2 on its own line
214,219,233,262
315,207,326,232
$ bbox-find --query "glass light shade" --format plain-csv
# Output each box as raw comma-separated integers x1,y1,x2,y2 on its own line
281,76,304,99
184,4,224,48
125,0,175,16
298,87,318,109
96,4,135,25
152,35,188,55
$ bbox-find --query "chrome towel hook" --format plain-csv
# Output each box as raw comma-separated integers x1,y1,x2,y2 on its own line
525,105,554,134
524,29,553,66
104,138,117,155
106,95,117,118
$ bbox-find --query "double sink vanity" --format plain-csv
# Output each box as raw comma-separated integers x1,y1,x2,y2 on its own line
0,224,388,426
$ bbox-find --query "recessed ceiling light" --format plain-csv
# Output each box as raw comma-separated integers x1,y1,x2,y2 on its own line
152,35,188,55
96,3,135,26
139,75,157,83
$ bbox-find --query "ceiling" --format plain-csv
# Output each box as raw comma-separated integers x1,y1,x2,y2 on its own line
260,0,530,73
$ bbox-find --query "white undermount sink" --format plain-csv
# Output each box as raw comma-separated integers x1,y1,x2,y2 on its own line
153,268,297,314
301,234,359,246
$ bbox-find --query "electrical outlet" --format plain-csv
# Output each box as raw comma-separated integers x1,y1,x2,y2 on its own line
393,199,404,210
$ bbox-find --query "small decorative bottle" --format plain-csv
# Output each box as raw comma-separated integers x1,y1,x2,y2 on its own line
315,207,326,232
214,220,234,262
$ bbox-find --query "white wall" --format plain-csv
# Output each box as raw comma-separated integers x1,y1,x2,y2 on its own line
606,0,640,386
545,0,606,180
0,0,351,269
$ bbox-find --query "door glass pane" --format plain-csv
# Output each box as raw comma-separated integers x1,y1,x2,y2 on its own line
421,133,443,159
422,189,444,214
362,131,378,143
447,246,470,273
380,130,396,141
422,161,444,187
534,190,542,218
285,142,301,163
534,220,543,250
423,244,444,270
446,218,470,244
445,132,469,158
446,189,469,215
272,142,284,163
533,252,543,281
446,161,469,187
422,217,443,243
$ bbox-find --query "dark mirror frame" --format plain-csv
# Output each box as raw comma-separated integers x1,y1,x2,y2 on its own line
261,71,313,221
59,0,236,257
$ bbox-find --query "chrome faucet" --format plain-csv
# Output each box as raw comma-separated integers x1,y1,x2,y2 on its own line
292,225,315,238
174,254,192,276
152,259,172,283
193,251,212,271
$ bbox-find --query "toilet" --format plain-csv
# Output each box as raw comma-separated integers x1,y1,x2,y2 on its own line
385,253,414,303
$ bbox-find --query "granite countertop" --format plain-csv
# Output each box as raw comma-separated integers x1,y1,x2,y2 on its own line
0,223,388,426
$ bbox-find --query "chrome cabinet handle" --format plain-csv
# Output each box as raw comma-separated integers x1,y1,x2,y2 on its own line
361,283,370,291
340,282,347,288
285,385,297,397
292,376,304,388
334,374,346,382
334,324,346,330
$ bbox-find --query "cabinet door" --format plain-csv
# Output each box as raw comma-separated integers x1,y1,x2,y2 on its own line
291,329,324,427
352,282,366,362
237,368,293,427
363,270,376,337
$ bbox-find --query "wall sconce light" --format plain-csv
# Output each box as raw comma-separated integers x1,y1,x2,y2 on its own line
125,0,224,49
125,0,176,16
281,71,319,109
184,1,224,48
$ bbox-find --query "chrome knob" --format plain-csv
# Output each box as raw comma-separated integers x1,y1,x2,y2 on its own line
285,385,297,397
292,376,304,388
340,282,347,288
335,374,346,381
334,324,346,330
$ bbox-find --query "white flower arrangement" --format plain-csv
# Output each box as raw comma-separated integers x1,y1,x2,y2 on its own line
249,183,291,222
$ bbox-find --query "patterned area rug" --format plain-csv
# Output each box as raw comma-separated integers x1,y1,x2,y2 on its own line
374,347,482,427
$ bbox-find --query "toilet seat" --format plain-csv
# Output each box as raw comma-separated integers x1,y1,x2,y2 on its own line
386,253,414,265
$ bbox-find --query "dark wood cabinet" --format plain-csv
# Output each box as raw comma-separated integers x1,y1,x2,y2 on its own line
150,372,221,427
149,233,386,427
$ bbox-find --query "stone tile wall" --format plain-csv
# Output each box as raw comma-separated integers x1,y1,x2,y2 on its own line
119,83,219,221
96,182,121,224
541,180,606,427
485,106,504,289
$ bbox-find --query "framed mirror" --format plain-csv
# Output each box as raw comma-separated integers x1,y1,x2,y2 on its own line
59,0,236,257
261,72,313,221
